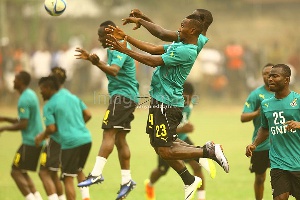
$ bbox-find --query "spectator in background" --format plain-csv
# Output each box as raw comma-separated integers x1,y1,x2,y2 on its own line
30,44,52,88
197,47,224,98
224,40,245,99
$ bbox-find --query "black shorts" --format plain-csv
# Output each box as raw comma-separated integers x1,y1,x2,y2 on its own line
270,168,300,199
12,144,43,172
61,142,91,178
249,150,270,174
146,98,183,147
40,138,61,171
102,95,136,131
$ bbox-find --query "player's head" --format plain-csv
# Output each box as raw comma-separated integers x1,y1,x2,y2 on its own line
192,9,213,32
38,75,60,101
14,71,31,90
179,14,203,42
262,63,274,87
98,20,116,48
183,82,194,106
51,66,67,86
268,64,291,93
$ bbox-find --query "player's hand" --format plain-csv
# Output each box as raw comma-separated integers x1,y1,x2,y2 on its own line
35,133,46,147
129,9,144,18
89,53,100,65
75,47,90,61
285,120,300,132
106,35,128,52
122,17,141,30
105,25,126,40
245,144,256,157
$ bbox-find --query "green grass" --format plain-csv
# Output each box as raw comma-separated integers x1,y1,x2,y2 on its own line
0,104,296,200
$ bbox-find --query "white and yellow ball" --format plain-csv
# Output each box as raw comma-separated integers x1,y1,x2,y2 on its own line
44,0,67,16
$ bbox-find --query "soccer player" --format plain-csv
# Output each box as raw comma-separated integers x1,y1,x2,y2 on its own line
35,76,92,200
75,20,139,200
241,63,274,200
38,67,71,200
106,14,229,200
123,8,213,54
246,64,300,200
145,82,212,200
0,71,44,200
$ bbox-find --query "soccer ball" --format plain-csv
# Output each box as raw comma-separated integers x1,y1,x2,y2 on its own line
44,0,67,16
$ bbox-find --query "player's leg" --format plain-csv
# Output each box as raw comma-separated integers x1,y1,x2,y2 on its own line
188,160,206,200
76,143,92,200
115,131,136,200
39,139,63,199
50,171,65,199
249,150,270,200
145,156,170,200
63,176,76,200
11,144,43,199
11,169,33,196
165,159,202,200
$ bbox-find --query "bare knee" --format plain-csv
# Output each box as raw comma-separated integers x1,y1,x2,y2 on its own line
157,147,173,160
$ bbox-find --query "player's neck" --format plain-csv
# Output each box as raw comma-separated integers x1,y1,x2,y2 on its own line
275,89,291,99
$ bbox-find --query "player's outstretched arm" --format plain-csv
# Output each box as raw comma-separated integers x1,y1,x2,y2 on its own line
107,25,164,55
129,9,154,23
106,36,163,68
89,53,121,77
0,118,28,132
122,17,178,42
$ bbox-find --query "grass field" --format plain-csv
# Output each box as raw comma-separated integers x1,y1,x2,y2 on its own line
0,103,296,200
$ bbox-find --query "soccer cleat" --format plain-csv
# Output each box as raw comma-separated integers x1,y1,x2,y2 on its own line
203,141,229,173
199,158,217,179
144,179,155,200
116,179,136,200
184,176,202,200
77,174,104,187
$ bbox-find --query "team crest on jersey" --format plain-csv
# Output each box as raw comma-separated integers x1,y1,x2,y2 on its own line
259,94,265,99
116,55,123,60
245,102,250,108
290,98,298,107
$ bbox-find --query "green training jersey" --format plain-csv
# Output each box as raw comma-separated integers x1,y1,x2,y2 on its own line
106,44,139,103
18,88,43,146
150,42,198,107
44,88,71,144
43,91,91,150
242,85,273,151
178,104,193,141
261,91,300,171
177,32,209,54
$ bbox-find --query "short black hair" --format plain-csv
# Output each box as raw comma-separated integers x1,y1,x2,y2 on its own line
38,76,60,91
273,64,291,77
100,20,116,28
195,9,213,30
186,14,204,35
18,71,31,86
51,66,67,85
183,82,194,95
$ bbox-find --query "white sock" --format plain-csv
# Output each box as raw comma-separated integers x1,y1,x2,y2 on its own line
48,193,59,200
80,187,90,199
34,191,43,200
197,190,206,200
58,195,66,200
91,156,107,176
25,193,36,200
121,169,131,185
